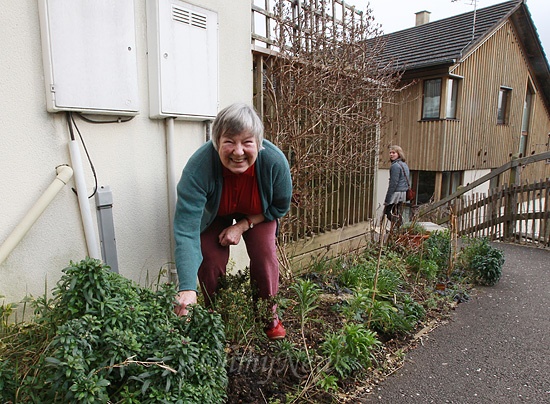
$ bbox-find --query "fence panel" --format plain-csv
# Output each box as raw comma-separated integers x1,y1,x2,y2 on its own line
452,179,550,248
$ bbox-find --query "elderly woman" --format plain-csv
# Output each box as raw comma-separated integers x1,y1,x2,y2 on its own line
384,145,410,226
173,103,292,340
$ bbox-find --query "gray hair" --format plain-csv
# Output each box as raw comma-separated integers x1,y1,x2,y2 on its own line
389,145,406,162
211,103,264,151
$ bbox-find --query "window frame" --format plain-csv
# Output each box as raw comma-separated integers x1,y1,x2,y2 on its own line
422,78,442,120
441,171,464,198
497,86,512,125
445,77,460,119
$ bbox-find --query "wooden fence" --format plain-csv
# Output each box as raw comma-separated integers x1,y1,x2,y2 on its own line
447,178,550,248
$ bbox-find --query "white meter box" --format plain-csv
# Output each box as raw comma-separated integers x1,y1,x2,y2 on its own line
147,0,219,120
38,0,139,116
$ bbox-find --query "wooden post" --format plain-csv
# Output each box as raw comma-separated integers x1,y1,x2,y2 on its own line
434,172,443,202
508,154,521,186
504,154,520,241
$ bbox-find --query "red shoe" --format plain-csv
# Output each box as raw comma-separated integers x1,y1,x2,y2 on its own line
265,320,286,340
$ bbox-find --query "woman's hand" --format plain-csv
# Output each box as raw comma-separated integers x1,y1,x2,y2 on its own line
174,290,197,316
218,220,247,246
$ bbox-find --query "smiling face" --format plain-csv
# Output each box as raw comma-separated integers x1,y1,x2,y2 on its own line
218,131,259,174
389,150,399,161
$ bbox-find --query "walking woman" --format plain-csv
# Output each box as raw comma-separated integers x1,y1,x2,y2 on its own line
384,145,410,226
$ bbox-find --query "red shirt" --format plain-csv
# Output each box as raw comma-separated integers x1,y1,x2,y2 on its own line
217,164,263,217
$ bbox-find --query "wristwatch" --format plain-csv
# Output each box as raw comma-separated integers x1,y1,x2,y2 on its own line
245,217,254,230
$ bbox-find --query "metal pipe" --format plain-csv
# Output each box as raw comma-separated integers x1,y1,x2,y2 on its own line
0,165,74,265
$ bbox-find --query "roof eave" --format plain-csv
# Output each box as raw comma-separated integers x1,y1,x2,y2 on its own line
398,59,457,80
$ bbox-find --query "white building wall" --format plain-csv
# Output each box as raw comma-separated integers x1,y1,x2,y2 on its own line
375,169,390,223
0,0,253,304
463,169,491,196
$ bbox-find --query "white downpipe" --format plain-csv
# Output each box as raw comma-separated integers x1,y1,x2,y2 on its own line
0,165,74,265
69,140,101,259
165,117,178,283
166,118,177,252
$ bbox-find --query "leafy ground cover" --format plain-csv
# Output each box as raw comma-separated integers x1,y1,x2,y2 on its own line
0,231,504,403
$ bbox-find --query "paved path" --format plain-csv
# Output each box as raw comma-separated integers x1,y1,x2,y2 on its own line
359,242,549,404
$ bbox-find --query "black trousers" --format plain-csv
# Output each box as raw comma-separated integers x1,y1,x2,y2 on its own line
384,203,403,227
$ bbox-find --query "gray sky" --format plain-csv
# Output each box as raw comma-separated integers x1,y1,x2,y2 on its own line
356,0,549,57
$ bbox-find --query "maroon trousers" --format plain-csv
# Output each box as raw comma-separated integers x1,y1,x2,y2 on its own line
198,216,279,324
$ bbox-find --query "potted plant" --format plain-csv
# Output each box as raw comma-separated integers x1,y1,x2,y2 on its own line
395,222,429,248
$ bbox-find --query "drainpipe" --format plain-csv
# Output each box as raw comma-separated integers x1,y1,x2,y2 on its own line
0,165,74,265
68,139,101,259
166,117,177,250
164,118,211,283
165,117,178,282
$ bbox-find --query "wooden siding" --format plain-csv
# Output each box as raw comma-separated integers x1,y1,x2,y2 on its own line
380,21,550,183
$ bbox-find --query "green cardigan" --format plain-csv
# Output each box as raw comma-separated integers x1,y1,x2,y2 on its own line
173,140,292,291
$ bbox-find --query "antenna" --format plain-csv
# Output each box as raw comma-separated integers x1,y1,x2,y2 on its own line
452,0,478,42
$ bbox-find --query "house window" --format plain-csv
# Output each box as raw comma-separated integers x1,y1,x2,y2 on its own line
441,171,463,198
445,78,459,119
519,85,533,157
412,170,436,204
422,79,441,119
497,87,511,124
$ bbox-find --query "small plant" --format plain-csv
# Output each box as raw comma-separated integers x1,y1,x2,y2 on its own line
321,323,381,378
458,238,505,286
0,295,16,335
213,269,257,343
316,373,339,392
290,278,321,328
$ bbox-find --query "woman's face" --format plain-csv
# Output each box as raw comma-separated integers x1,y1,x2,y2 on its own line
389,150,399,161
218,131,259,174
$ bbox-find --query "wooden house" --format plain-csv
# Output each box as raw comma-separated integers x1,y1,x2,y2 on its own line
376,0,550,206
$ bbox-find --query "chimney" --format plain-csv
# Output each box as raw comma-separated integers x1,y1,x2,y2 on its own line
415,10,431,26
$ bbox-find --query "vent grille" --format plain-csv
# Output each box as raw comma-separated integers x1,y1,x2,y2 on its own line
172,5,207,29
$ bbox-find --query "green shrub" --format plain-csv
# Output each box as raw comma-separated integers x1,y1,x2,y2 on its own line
405,255,439,280
213,269,257,343
424,230,452,274
1,258,227,403
459,238,505,286
337,254,403,294
321,323,381,378
340,288,425,337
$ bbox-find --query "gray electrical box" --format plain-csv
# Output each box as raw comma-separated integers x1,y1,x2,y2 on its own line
95,186,119,273
38,0,140,116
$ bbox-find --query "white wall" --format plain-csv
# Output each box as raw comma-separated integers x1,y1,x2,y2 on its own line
463,169,491,196
374,169,390,224
0,0,253,304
